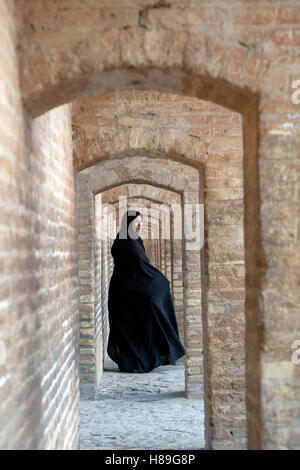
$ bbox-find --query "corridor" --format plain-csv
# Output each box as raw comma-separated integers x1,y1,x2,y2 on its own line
80,356,205,450
2,0,299,450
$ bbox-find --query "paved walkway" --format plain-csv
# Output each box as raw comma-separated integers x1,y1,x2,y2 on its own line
79,355,205,450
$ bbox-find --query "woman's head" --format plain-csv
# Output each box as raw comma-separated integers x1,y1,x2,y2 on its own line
118,210,143,240
131,214,143,235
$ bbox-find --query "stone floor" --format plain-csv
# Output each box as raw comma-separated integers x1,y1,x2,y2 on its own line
79,355,205,450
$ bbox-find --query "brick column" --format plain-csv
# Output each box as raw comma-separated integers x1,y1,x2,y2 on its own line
183,191,203,399
171,207,185,345
76,174,96,399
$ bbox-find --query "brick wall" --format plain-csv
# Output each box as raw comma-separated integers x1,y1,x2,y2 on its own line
0,0,79,450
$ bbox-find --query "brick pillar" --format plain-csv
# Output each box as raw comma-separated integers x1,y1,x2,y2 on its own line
94,194,104,386
76,174,96,399
159,217,165,274
165,232,172,285
183,192,203,399
171,208,184,345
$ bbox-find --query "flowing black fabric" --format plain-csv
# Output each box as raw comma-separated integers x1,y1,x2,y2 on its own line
107,224,185,373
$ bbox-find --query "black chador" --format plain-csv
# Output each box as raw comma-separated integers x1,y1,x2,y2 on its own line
107,210,185,373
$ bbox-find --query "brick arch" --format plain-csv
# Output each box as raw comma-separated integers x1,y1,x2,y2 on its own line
82,156,198,198
103,184,181,289
109,199,174,312
103,186,181,254
16,4,261,449
95,191,183,384
73,90,255,449
73,118,209,172
103,190,184,341
106,192,181,241
77,157,202,398
102,183,180,206
77,139,249,451
100,194,181,362
16,2,260,119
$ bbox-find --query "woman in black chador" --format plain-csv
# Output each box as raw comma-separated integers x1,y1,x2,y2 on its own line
107,210,185,373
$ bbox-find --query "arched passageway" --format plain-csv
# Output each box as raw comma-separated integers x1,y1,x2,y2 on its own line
80,190,205,450
76,156,203,400
73,90,248,449
5,0,290,451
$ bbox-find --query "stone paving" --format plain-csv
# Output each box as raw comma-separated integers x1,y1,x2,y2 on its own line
79,355,205,450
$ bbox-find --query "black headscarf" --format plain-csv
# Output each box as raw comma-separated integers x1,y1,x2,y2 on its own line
117,210,143,241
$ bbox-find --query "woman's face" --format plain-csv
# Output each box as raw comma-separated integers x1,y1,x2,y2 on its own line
131,215,143,235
